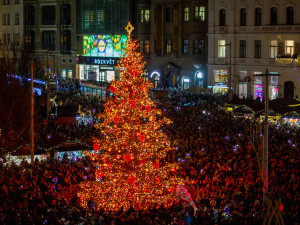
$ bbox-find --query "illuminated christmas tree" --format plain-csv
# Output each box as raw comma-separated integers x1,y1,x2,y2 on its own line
77,22,183,211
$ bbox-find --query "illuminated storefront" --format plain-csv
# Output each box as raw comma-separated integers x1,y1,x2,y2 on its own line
77,34,128,83
182,77,190,89
253,71,279,101
213,70,228,94
195,71,203,87
150,71,160,89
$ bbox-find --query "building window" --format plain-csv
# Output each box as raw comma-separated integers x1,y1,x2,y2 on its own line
14,0,19,3
255,8,262,26
68,69,72,78
240,8,246,26
219,9,225,26
166,39,172,54
62,58,66,63
270,7,277,25
144,40,150,53
42,31,55,50
254,40,261,58
60,4,71,25
183,39,189,54
25,6,35,25
2,33,6,44
42,6,55,25
194,6,205,21
240,40,246,58
2,13,6,25
193,39,205,54
140,9,150,23
68,58,72,63
2,0,9,5
286,6,294,25
218,40,225,58
166,8,172,22
15,12,19,25
184,7,189,22
139,40,144,53
13,33,20,46
7,13,10,25
285,40,294,56
60,30,71,53
25,31,35,48
7,33,10,44
270,40,278,58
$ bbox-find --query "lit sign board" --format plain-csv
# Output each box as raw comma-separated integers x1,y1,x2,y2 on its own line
83,35,128,58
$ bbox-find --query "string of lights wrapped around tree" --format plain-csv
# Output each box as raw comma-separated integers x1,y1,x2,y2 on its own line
77,22,184,211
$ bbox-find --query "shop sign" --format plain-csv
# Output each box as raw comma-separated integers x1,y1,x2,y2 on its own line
79,56,119,66
93,58,117,65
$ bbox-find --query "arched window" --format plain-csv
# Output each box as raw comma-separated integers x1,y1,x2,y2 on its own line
240,8,246,26
286,6,294,25
255,8,262,26
219,9,225,26
270,7,277,25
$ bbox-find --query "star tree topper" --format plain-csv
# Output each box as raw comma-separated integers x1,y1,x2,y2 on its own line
125,21,134,35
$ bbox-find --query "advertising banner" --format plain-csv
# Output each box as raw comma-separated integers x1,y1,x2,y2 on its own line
83,35,128,58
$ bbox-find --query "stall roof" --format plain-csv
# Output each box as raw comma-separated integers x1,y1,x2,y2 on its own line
11,144,45,156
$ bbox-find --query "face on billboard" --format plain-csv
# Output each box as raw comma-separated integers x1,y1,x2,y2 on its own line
83,35,128,57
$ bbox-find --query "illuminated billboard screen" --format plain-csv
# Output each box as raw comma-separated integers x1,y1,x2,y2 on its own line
83,35,128,58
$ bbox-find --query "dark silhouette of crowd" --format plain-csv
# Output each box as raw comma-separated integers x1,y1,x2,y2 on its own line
0,91,299,225
57,78,80,93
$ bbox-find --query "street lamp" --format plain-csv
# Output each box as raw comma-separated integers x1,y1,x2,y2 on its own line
225,42,232,101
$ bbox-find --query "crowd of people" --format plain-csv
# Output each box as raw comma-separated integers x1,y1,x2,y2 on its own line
0,90,299,225
57,78,81,93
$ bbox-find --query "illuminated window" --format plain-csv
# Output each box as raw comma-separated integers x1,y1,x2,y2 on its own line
140,9,150,23
285,40,294,55
184,7,189,22
270,40,277,58
218,40,225,58
183,39,189,54
68,69,72,78
166,40,172,54
194,6,205,21
61,69,66,78
144,40,150,53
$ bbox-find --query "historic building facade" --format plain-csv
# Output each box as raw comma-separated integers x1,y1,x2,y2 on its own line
207,0,300,99
24,0,77,79
137,0,208,89
0,0,24,58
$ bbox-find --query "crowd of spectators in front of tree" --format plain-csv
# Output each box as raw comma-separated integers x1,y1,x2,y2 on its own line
0,91,299,225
